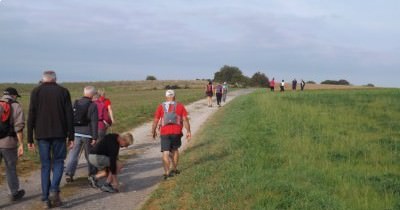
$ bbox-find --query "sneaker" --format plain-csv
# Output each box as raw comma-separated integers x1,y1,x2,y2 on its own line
163,173,174,180
65,174,74,183
170,169,180,176
11,189,25,201
100,183,118,193
88,175,99,188
49,191,62,208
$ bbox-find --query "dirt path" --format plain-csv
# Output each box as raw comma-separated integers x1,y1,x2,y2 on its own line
0,89,254,210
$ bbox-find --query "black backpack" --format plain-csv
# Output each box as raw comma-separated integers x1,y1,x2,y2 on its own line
73,98,92,126
0,100,16,139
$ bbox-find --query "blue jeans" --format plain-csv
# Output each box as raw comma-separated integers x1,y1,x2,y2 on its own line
65,136,97,177
37,138,67,201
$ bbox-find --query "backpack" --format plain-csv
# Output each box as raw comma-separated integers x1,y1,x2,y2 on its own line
73,98,92,126
206,85,213,93
0,100,16,139
216,85,223,94
95,100,112,127
161,102,181,126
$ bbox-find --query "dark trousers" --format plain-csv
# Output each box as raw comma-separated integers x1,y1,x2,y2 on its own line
216,93,222,105
280,86,285,92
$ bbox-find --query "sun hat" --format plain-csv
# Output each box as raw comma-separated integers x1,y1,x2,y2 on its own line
4,87,21,97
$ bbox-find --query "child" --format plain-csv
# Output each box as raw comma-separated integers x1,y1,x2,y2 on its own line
88,132,134,193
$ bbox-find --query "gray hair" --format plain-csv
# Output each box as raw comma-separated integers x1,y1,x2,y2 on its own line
84,86,97,97
42,70,57,82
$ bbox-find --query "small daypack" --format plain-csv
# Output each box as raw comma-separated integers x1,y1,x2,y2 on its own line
162,102,181,126
73,98,92,126
0,100,16,139
95,100,112,128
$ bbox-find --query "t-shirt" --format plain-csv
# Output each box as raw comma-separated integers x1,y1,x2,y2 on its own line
99,96,111,109
216,85,223,94
90,133,120,174
154,102,188,135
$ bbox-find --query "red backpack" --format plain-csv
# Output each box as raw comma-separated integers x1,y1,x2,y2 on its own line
0,100,15,138
95,100,112,129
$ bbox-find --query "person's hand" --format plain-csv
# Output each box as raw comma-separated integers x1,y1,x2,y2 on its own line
152,131,157,140
186,132,192,142
91,139,96,146
28,143,36,152
18,145,24,157
68,141,74,150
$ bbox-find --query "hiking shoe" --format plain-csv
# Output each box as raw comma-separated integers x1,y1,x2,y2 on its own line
65,174,74,183
163,173,174,180
11,189,25,201
170,169,180,176
100,183,119,193
42,200,51,209
49,191,62,208
88,175,99,188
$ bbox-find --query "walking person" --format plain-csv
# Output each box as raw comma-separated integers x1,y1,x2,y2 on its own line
215,83,223,107
0,87,25,202
98,89,116,125
269,78,275,92
222,82,228,103
292,79,297,90
27,71,74,208
300,80,306,91
205,81,214,107
65,86,98,184
151,90,191,179
93,93,112,142
280,80,285,92
88,132,134,193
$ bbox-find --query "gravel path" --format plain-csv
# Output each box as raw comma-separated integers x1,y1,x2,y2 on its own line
0,89,254,210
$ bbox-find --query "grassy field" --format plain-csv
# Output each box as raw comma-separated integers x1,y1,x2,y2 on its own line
0,80,207,184
143,88,400,210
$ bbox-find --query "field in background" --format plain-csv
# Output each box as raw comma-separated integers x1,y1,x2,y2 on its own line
144,88,399,210
0,80,207,184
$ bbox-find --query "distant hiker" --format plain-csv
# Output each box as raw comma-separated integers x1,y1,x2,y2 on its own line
98,89,115,125
152,90,191,180
300,80,306,91
88,132,133,193
292,79,297,90
27,71,74,208
205,81,214,107
270,78,275,92
65,86,98,184
93,93,112,141
222,82,228,103
215,83,223,107
0,87,25,202
280,80,285,92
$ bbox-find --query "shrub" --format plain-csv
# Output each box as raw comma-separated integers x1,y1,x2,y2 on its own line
146,75,157,80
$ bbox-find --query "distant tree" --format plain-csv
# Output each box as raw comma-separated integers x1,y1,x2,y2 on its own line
214,65,247,84
365,83,375,87
321,79,350,85
306,81,316,84
146,75,157,80
250,72,269,87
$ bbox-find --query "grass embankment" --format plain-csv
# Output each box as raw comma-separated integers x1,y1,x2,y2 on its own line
0,81,206,184
144,89,400,210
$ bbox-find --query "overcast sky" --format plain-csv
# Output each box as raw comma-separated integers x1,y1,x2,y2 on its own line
1,1,399,87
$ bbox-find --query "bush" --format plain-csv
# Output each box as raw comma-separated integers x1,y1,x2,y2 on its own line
321,79,350,85
165,85,181,89
146,75,157,80
250,72,269,87
214,65,250,86
306,81,316,84
365,83,375,87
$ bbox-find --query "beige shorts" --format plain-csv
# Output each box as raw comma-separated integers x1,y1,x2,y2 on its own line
88,154,110,170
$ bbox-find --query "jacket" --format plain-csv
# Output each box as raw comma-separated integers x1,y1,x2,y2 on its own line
0,95,25,148
74,97,98,139
27,82,74,143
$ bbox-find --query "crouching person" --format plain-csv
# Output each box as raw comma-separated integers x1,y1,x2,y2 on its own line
88,132,133,193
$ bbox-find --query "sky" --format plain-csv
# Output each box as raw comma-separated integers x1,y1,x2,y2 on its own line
0,0,399,87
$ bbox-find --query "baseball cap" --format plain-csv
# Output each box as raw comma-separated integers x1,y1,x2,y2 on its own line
4,87,21,97
165,90,175,97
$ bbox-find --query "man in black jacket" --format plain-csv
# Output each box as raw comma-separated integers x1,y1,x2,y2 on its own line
65,86,98,185
27,71,74,208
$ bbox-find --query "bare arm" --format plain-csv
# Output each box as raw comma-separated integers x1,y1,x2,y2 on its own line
108,105,115,124
151,118,159,139
183,116,191,140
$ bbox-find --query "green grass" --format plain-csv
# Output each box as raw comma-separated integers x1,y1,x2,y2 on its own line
143,89,400,210
0,81,206,183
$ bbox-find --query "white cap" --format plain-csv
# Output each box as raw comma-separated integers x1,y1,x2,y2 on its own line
165,89,175,97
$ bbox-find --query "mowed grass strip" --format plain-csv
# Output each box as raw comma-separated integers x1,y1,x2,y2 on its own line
143,89,400,210
0,82,206,184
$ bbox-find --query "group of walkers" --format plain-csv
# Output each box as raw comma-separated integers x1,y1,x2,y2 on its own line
205,81,228,107
0,70,192,209
269,78,306,92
